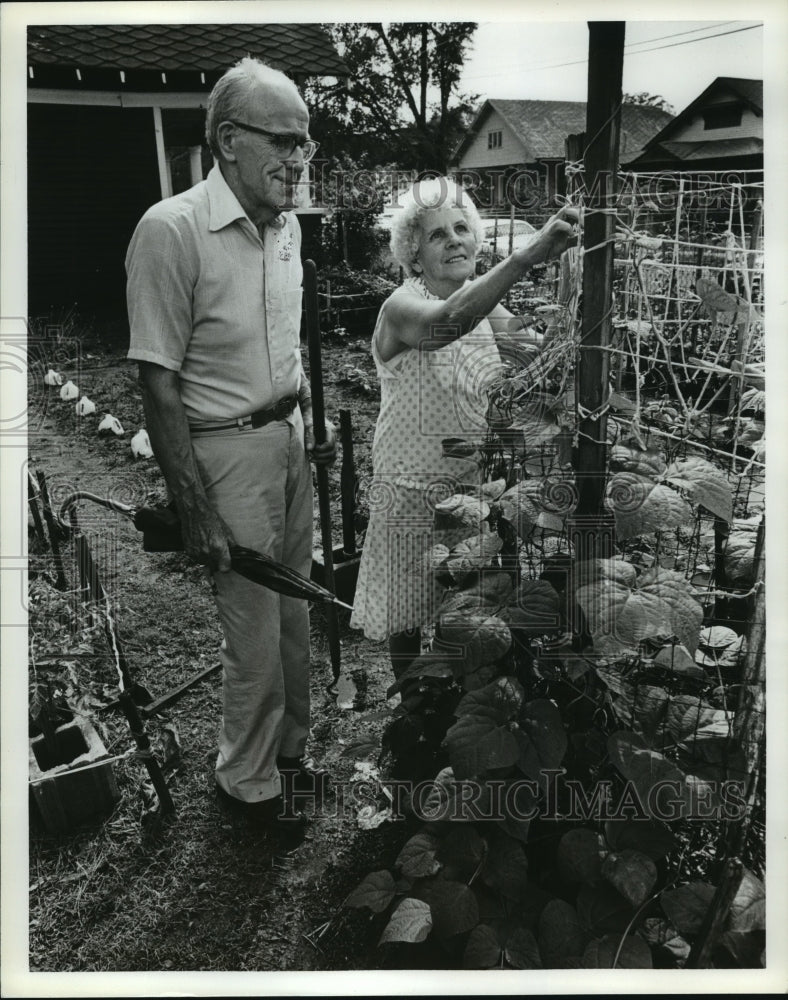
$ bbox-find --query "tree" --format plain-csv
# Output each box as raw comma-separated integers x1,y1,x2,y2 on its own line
623,92,676,115
308,22,479,173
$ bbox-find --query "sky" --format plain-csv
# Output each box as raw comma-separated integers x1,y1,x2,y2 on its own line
460,20,764,112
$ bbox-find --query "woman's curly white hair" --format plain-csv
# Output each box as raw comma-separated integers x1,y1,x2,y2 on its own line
390,177,484,277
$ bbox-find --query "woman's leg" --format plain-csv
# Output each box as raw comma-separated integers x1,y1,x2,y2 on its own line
389,627,422,679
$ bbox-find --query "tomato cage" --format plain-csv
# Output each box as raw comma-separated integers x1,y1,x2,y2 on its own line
422,168,766,891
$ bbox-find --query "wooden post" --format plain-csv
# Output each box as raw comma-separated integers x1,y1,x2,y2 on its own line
571,21,625,537
723,517,765,859
36,470,68,590
27,470,48,551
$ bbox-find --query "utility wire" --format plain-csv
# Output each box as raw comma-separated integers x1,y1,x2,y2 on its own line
465,20,737,77
464,23,762,81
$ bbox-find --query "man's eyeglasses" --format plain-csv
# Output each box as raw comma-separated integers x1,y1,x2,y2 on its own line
226,120,319,163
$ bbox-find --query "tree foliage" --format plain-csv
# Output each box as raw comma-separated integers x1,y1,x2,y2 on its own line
311,22,479,172
623,92,676,115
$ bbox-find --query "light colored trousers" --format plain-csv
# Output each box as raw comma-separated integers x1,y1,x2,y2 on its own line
191,411,313,803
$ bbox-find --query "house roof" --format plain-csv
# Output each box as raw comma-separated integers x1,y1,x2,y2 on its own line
631,77,762,152
659,137,763,161
27,23,349,82
622,77,763,169
452,98,673,165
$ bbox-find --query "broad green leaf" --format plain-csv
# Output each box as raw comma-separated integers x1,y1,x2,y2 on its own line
664,456,733,522
603,680,670,744
720,929,766,967
607,473,692,539
607,731,690,820
604,819,676,861
396,833,442,878
695,634,745,669
444,715,520,779
425,543,451,575
577,884,634,935
589,557,638,588
482,833,529,901
379,897,432,944
677,739,748,786
695,275,746,318
578,565,703,656
637,568,705,655
504,927,543,969
382,714,424,755
728,867,765,932
474,478,508,502
446,531,503,583
507,391,563,444
601,849,657,908
446,679,523,777
497,481,541,540
610,443,667,478
463,923,501,968
385,652,454,696
439,570,515,617
501,580,562,636
497,778,538,843
661,882,715,936
583,933,652,969
723,531,757,585
653,643,706,680
538,899,588,963
608,391,636,415
640,917,691,964
434,493,490,523
671,703,733,744
417,878,479,938
557,828,604,886
439,612,512,671
417,767,457,823
515,698,567,783
345,869,397,913
455,676,524,720
434,494,491,549
437,826,487,881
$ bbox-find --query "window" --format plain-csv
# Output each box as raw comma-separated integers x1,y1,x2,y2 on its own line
702,104,743,130
488,130,503,149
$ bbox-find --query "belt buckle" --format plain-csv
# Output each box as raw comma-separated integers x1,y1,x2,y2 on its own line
273,397,292,421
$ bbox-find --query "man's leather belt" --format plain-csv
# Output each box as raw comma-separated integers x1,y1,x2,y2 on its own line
190,396,298,433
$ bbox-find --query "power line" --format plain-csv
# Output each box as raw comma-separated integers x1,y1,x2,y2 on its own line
465,19,737,77
463,23,762,82
624,21,736,47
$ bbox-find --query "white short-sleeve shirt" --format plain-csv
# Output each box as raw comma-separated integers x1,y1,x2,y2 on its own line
126,164,303,423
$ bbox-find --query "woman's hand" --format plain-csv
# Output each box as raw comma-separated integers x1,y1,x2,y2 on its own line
517,205,580,267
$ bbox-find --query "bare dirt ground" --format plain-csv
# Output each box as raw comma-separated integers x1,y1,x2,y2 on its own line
27,334,431,973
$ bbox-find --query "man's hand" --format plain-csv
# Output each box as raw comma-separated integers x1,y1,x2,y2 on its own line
304,418,337,466
178,498,235,573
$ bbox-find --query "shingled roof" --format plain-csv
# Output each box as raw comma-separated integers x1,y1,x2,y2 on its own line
629,77,762,152
28,23,349,84
452,98,674,164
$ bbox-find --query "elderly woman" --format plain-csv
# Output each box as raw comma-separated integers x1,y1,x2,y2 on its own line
350,177,577,680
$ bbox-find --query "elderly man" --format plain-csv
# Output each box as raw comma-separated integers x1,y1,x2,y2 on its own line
126,58,333,834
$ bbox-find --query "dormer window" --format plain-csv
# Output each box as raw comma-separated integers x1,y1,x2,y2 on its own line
703,103,743,130
488,130,503,149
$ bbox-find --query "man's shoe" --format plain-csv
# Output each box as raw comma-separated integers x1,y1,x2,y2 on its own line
277,755,329,799
215,783,308,837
